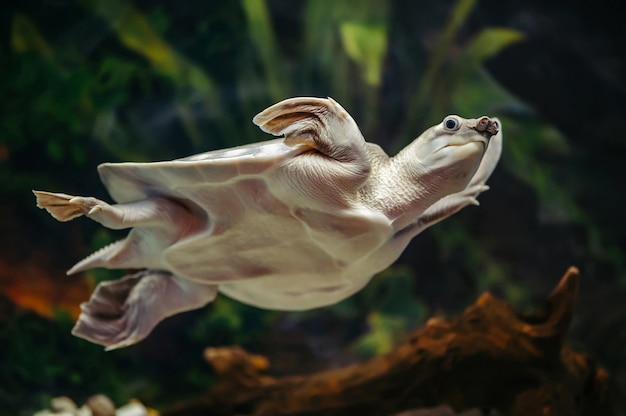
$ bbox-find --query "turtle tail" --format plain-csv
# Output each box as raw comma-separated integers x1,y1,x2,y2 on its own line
67,239,129,275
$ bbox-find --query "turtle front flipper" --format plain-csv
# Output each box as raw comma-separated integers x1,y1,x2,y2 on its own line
73,270,218,350
252,97,373,199
253,97,370,166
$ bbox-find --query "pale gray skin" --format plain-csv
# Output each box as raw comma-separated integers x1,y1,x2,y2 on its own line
34,97,502,350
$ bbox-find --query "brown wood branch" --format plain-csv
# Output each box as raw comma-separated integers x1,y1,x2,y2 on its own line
163,267,618,416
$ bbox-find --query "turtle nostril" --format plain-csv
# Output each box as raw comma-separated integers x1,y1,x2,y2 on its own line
487,120,499,136
475,117,498,137
477,117,490,130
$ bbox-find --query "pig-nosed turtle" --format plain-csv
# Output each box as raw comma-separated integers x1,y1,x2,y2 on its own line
34,97,502,350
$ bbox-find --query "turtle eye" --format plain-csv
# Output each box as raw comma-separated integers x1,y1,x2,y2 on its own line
443,117,460,131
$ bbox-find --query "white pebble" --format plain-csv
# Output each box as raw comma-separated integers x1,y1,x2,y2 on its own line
116,402,148,416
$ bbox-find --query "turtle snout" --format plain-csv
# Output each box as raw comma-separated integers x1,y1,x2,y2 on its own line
474,117,499,138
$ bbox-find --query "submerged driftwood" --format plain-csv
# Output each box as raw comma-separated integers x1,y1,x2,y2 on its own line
163,267,618,416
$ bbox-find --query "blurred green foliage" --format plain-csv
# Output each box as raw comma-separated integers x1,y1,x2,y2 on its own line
0,309,131,413
349,267,428,356
2,0,621,413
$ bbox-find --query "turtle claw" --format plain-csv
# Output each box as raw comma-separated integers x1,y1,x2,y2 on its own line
68,196,108,216
87,205,103,216
460,184,490,203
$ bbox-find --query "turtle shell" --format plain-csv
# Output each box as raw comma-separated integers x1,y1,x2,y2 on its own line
99,138,303,204
94,136,391,299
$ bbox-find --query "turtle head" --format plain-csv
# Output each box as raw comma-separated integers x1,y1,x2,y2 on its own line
403,115,499,194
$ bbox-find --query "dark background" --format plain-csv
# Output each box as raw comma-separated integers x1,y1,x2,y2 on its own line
1,0,624,414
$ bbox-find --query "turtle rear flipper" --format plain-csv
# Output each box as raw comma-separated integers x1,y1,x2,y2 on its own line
33,191,85,222
72,270,218,350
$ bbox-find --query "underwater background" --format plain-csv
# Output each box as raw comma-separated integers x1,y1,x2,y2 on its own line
1,0,625,414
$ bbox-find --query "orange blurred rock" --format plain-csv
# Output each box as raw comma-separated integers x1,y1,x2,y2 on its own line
0,256,91,320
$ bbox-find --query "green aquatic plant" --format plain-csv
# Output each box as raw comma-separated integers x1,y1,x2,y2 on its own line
395,0,525,148
350,267,428,357
241,0,289,102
